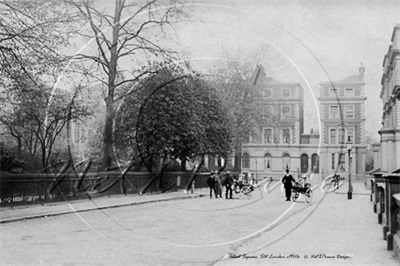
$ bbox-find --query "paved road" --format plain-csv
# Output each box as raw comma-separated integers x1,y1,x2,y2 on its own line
0,181,397,265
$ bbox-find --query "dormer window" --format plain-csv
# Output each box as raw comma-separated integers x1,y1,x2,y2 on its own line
263,89,272,98
329,87,337,96
282,89,290,97
344,87,354,96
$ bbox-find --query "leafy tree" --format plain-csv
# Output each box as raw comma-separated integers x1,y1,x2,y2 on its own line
62,0,187,169
114,66,232,191
211,60,261,168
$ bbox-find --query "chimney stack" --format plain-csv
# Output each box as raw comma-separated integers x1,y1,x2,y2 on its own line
359,62,365,82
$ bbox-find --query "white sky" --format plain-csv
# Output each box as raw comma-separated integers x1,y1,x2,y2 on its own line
171,0,400,142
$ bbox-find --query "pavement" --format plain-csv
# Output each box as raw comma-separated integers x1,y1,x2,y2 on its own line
0,188,209,224
213,180,399,266
0,180,398,265
0,179,267,223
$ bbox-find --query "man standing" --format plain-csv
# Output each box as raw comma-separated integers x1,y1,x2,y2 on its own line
282,169,295,201
224,170,234,199
332,172,340,189
207,173,217,198
214,170,223,198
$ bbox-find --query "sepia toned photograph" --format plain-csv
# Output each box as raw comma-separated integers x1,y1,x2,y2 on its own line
1,0,400,265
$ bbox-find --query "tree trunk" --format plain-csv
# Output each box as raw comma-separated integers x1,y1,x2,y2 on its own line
184,158,204,192
101,0,123,170
102,95,115,169
16,137,21,158
180,157,186,171
41,145,47,170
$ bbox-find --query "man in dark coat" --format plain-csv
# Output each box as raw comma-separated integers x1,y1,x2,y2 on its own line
223,170,234,199
207,173,218,198
282,169,295,201
332,172,340,189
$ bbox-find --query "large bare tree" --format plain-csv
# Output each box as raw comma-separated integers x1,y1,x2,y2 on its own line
64,0,186,169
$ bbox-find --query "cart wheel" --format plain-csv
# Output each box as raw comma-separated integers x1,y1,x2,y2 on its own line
305,189,313,203
292,191,299,202
232,186,241,199
241,186,252,199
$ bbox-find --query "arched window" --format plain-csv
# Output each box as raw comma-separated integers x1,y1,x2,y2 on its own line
264,153,272,169
311,154,319,173
300,154,309,173
242,153,250,169
282,153,290,170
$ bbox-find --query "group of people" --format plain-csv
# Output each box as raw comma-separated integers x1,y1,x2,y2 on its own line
206,170,235,199
207,168,309,202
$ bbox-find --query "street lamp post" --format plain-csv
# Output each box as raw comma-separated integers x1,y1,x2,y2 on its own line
347,136,353,200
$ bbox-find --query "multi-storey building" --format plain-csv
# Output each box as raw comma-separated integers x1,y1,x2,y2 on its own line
379,24,400,174
239,66,308,179
317,63,368,178
239,64,367,180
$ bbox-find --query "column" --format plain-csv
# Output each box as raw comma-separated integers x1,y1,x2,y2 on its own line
388,139,395,172
335,152,339,171
381,135,388,172
351,149,356,174
396,131,400,170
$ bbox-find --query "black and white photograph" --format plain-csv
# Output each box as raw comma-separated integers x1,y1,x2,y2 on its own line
1,0,400,265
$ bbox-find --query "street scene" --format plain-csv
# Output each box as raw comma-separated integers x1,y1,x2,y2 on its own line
1,0,400,265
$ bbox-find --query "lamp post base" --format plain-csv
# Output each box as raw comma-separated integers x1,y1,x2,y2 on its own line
347,191,352,200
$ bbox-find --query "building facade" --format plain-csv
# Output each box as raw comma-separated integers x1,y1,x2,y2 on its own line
240,64,367,180
317,64,367,178
379,24,400,174
240,66,310,179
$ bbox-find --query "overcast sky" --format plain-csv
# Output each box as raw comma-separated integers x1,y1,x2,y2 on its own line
172,0,400,142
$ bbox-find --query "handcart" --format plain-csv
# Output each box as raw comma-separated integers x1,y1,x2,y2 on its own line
292,181,313,203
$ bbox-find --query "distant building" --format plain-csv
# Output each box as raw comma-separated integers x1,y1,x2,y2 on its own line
378,24,400,174
240,66,308,178
317,63,368,178
69,85,105,160
235,64,368,181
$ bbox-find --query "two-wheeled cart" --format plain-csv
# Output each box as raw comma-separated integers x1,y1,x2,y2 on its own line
292,182,313,203
232,181,254,199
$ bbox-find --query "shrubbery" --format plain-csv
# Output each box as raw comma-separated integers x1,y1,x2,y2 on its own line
0,144,24,172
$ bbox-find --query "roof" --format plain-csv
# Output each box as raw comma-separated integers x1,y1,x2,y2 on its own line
393,168,400,174
262,76,282,85
391,24,400,42
255,65,300,87
336,74,363,84
366,167,381,174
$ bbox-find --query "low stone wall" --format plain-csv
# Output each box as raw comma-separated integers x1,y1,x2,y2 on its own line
0,171,209,206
